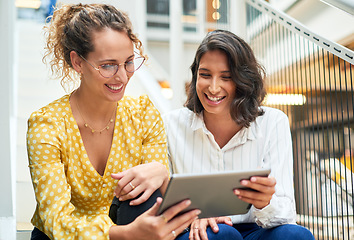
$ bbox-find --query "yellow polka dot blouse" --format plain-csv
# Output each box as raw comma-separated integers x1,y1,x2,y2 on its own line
27,94,169,239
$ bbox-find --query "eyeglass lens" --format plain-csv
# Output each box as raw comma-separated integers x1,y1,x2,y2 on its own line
99,56,145,78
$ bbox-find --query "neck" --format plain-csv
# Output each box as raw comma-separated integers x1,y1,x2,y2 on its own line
203,111,242,148
74,88,117,121
71,88,117,134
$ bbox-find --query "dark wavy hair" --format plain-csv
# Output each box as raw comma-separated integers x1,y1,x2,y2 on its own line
185,30,266,127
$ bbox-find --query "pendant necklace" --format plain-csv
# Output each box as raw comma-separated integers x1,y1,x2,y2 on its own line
76,100,115,134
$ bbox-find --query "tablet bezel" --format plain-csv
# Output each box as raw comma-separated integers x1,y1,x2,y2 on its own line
157,168,271,218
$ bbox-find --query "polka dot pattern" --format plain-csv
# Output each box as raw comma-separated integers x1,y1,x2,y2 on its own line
27,94,169,239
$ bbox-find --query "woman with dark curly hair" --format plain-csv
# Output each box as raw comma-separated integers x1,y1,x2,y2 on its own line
164,30,315,240
27,3,200,239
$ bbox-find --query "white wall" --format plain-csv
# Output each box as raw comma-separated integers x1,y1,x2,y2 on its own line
15,19,66,226
0,0,16,239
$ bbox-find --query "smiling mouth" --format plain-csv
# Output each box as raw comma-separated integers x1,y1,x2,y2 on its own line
206,94,225,102
106,84,123,91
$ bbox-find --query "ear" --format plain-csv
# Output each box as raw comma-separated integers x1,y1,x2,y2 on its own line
70,51,83,74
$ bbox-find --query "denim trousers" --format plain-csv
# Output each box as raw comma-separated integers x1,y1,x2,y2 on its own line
32,190,315,240
176,223,315,240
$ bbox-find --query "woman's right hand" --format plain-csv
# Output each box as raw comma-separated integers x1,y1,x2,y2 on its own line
109,197,201,239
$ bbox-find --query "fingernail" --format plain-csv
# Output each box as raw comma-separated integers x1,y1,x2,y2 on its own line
250,177,256,182
213,227,218,231
196,210,201,215
235,190,240,195
241,180,247,185
185,200,191,205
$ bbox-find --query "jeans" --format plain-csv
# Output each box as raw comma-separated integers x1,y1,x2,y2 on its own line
176,223,315,240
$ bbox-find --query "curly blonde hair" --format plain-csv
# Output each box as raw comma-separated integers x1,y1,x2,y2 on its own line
43,3,143,92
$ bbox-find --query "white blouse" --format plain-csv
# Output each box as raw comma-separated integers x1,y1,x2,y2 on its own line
163,106,297,228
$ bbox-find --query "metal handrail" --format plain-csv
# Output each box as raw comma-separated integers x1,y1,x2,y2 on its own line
245,0,354,65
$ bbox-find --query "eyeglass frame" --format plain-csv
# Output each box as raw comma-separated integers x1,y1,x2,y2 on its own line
78,51,145,78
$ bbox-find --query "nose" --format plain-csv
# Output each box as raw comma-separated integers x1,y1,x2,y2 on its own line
208,78,221,94
115,65,130,83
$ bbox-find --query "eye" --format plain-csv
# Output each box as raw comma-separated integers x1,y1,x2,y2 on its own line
100,63,117,70
125,60,134,66
221,76,232,81
199,73,211,78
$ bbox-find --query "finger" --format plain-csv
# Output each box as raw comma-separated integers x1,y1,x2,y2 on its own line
111,172,125,180
114,175,134,197
235,194,269,209
234,189,272,209
234,191,271,209
168,212,199,239
129,188,154,206
118,185,142,203
190,220,201,240
250,176,276,186
197,219,209,240
161,199,192,222
172,217,198,240
193,227,201,240
208,218,219,233
145,197,163,216
239,180,275,196
189,221,197,240
198,226,208,240
217,217,233,226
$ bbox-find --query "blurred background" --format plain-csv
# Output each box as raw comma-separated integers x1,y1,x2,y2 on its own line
1,0,353,239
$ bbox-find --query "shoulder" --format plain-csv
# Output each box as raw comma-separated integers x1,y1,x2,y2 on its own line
119,95,162,120
258,106,289,123
28,95,70,124
253,106,290,135
120,95,153,110
162,107,194,124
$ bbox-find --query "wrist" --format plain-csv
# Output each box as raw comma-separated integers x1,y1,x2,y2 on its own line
109,225,130,240
161,170,169,195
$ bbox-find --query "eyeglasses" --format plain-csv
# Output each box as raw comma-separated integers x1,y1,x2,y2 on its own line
79,52,145,78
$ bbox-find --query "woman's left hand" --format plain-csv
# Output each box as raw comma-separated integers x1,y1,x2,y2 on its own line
111,162,169,205
189,217,232,240
234,176,276,209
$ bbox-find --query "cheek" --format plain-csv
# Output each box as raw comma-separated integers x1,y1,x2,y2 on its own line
196,79,204,97
226,82,236,97
127,72,134,81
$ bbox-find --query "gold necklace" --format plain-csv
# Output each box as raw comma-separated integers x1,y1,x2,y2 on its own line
76,100,115,134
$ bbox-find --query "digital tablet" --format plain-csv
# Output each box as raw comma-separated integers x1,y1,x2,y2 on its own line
157,168,271,218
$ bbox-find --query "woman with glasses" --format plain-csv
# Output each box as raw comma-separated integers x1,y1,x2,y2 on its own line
27,3,200,239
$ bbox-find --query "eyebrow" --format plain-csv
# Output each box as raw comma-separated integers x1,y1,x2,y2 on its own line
97,54,135,64
198,68,231,73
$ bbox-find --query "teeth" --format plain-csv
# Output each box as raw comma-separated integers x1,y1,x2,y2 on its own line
107,84,123,91
207,95,223,102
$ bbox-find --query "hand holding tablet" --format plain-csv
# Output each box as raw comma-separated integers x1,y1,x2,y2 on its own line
157,169,271,218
